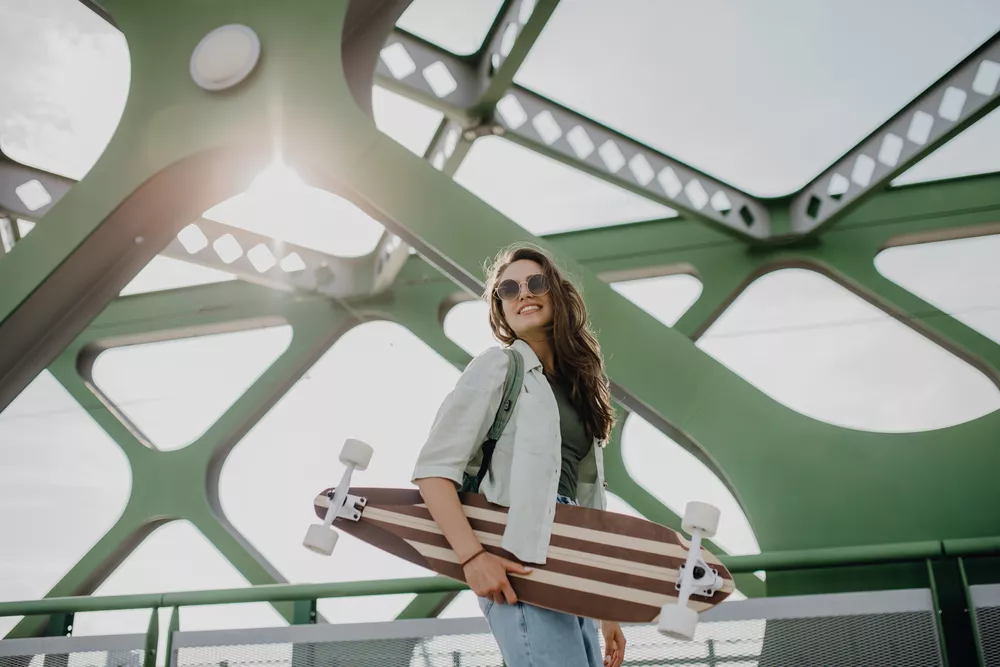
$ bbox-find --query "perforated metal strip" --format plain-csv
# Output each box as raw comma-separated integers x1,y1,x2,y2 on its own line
495,87,771,241
791,33,1000,234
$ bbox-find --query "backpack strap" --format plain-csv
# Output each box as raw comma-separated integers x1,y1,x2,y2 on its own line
472,348,524,490
487,348,524,440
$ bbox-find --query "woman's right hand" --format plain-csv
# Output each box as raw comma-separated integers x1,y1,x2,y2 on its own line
414,479,534,605
462,551,532,604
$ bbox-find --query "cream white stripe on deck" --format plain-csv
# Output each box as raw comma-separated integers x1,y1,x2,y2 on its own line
405,540,714,613
365,507,682,583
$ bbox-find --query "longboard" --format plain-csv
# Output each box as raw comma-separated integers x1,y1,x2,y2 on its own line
312,487,735,623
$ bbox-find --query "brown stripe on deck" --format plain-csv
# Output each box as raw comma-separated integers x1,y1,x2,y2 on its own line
550,531,688,570
552,502,682,546
366,517,497,555
331,513,436,572
358,487,428,506
423,556,664,623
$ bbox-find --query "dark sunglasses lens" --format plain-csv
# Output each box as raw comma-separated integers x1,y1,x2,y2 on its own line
527,273,549,295
496,279,520,300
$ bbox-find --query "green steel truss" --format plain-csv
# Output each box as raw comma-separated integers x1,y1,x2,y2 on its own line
0,0,999,641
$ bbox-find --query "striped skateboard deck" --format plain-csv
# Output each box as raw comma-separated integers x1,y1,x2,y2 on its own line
312,487,735,622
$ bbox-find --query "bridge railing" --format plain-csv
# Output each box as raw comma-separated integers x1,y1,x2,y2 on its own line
1,536,998,666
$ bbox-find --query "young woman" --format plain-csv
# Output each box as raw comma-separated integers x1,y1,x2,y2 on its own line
412,245,626,667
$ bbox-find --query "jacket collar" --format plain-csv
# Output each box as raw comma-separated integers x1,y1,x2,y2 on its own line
509,338,543,373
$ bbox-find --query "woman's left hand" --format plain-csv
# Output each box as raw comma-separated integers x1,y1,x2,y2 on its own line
600,620,626,667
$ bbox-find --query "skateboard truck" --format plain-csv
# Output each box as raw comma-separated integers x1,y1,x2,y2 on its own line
675,559,724,599
317,489,368,521
302,438,373,556
657,501,722,641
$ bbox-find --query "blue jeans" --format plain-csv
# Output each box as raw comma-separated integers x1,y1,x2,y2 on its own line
477,496,604,667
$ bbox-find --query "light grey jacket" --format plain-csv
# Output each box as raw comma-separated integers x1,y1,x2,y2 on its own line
412,339,607,564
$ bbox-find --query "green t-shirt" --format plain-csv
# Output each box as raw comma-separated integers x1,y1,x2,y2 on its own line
546,373,591,500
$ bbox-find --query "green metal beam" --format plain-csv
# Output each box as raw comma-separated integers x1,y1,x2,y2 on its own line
818,235,1000,378
928,557,982,667
394,592,459,621
48,352,148,458
472,0,560,114
82,281,317,342
375,0,563,123
0,150,74,220
424,118,476,176
959,557,988,667
1,577,468,618
375,29,479,121
550,172,1000,276
190,514,297,620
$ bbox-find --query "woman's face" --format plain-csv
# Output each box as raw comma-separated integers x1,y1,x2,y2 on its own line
497,259,554,339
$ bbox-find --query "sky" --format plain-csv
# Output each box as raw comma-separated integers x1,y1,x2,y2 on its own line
1,0,1000,650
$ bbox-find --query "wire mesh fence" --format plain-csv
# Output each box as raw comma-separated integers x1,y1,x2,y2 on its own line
164,589,944,667
0,634,145,667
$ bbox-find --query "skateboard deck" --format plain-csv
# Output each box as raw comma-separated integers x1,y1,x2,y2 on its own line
313,487,735,623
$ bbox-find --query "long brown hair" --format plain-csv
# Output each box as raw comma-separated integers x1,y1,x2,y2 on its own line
484,244,615,442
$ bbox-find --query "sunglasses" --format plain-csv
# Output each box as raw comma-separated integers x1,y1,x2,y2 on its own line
495,273,550,301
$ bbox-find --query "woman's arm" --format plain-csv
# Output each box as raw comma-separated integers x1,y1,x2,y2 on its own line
416,476,531,604
415,477,483,561
412,348,531,603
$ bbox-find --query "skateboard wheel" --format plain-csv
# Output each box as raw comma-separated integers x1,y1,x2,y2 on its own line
340,439,373,470
303,524,339,556
682,501,720,538
657,603,699,641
